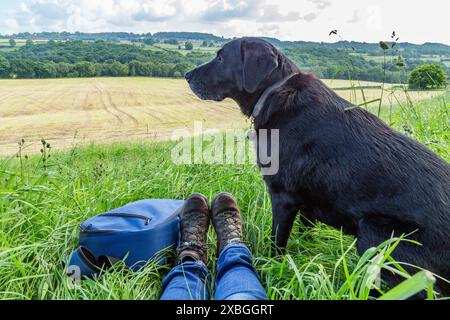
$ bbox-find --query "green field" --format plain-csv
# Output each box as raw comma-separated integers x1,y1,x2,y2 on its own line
0,39,25,45
117,39,221,56
0,39,50,53
0,39,25,52
153,41,220,56
0,79,449,299
351,52,450,73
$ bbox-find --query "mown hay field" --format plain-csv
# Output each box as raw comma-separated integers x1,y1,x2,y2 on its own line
0,77,443,156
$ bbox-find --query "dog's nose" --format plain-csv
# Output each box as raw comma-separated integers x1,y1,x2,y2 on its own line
185,70,193,82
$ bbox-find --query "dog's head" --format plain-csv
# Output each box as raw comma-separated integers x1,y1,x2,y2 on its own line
185,37,297,115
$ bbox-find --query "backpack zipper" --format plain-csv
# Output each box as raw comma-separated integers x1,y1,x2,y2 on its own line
99,212,152,225
79,225,115,234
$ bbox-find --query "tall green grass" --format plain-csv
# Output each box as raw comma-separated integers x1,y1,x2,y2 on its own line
0,90,448,300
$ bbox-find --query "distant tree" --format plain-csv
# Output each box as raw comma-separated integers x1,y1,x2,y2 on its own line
173,62,195,77
129,60,155,76
74,62,96,77
208,42,214,47
9,59,36,78
55,63,72,77
201,40,208,47
108,61,129,76
0,55,10,77
35,62,57,78
185,41,193,50
143,37,155,45
408,64,447,89
25,39,33,46
164,39,179,45
9,39,16,47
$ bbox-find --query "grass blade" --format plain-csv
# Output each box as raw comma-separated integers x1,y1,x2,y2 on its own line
378,270,435,300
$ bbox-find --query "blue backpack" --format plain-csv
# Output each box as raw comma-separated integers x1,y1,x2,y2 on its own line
66,199,184,278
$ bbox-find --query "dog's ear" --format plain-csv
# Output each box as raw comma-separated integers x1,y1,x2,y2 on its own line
241,39,279,93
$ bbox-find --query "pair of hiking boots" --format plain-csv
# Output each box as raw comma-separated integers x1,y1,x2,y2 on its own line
176,192,243,265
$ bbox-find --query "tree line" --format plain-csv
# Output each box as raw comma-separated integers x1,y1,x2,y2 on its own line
0,36,448,83
0,58,197,78
1,31,225,44
0,40,211,79
282,43,449,83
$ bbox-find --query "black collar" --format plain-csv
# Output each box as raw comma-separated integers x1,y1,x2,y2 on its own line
251,73,296,119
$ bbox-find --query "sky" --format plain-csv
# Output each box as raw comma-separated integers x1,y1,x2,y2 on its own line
0,0,449,44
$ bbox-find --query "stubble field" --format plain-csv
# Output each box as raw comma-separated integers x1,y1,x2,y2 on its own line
0,77,442,156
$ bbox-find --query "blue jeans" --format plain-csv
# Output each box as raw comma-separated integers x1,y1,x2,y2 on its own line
160,243,266,300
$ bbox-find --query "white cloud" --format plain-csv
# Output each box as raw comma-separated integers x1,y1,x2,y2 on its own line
4,18,20,31
20,3,30,12
201,0,258,21
0,0,449,44
302,12,317,22
256,4,302,22
347,9,359,24
134,0,177,21
309,0,331,10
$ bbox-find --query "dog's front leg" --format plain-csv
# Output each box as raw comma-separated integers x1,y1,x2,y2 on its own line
270,192,300,255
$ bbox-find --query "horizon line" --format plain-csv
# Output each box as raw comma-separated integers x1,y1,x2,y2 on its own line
1,30,449,47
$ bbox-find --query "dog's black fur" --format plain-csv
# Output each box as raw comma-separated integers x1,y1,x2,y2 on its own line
185,37,450,295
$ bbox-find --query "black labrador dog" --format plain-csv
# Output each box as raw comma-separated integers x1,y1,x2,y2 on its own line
185,37,450,295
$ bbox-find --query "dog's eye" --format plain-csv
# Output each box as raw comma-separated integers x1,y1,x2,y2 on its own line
217,55,223,62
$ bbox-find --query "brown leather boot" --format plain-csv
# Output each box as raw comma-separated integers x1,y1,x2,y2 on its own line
210,192,244,255
176,193,209,265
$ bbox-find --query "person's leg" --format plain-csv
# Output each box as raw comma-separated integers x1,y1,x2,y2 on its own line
210,192,266,300
214,242,266,300
160,193,211,300
160,259,211,300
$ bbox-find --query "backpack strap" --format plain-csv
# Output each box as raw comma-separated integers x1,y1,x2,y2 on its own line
66,246,128,278
66,246,102,278
98,255,123,269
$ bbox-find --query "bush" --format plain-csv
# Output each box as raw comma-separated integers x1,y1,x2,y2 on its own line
408,64,447,89
185,41,193,50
